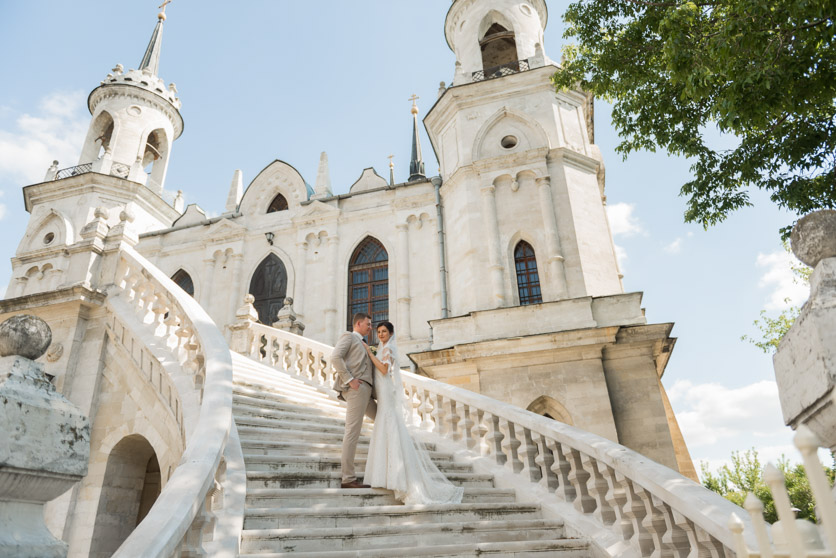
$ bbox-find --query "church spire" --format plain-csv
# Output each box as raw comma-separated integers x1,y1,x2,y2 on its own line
139,1,172,76
408,94,426,182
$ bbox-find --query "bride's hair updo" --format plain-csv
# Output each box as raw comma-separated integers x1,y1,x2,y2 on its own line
376,321,394,335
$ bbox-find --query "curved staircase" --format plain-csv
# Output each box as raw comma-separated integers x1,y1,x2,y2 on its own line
232,353,591,557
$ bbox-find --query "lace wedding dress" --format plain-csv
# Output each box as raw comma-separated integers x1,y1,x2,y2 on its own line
363,336,464,505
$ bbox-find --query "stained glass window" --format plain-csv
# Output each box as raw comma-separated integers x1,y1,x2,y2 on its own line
347,237,388,344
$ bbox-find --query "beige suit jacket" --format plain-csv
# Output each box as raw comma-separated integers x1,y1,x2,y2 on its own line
331,331,374,398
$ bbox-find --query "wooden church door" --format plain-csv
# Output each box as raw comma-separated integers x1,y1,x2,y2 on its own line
249,254,288,325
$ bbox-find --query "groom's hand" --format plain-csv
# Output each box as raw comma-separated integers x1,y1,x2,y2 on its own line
349,379,361,390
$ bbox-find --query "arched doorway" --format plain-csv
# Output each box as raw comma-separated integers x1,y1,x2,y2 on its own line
347,237,388,345
171,269,195,297
249,253,288,325
89,435,160,558
527,395,574,425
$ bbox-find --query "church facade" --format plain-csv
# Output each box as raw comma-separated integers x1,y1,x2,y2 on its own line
2,1,697,552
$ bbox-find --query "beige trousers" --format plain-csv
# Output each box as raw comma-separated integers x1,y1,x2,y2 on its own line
341,382,377,483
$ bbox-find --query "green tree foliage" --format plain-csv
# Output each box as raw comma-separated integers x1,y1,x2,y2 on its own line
701,449,835,523
553,0,836,236
742,242,812,352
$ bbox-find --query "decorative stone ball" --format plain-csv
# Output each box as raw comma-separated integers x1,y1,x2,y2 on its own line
0,314,53,360
244,294,255,305
791,210,836,268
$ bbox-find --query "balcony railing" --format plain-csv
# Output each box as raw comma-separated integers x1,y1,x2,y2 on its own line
54,163,93,180
472,59,530,82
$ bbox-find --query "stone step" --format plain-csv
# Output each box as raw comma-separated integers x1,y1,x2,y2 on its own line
246,471,494,490
239,519,565,554
243,502,541,530
234,381,341,409
245,487,517,508
233,393,360,422
235,424,371,444
238,439,444,459
234,401,353,427
234,413,373,437
242,455,472,474
239,539,589,557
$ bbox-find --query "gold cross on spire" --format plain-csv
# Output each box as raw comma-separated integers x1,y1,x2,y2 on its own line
409,94,419,115
158,0,173,20
388,154,395,168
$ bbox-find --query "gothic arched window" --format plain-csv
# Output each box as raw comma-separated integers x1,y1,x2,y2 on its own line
171,269,195,297
347,237,388,345
514,241,542,305
249,254,288,324
480,23,518,71
267,193,289,213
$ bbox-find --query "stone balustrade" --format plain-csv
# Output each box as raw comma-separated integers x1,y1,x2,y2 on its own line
234,315,761,557
105,245,239,557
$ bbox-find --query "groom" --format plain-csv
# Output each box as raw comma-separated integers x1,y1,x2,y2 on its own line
332,312,377,489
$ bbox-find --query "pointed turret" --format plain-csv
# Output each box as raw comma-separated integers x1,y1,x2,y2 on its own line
138,11,165,76
312,152,333,199
226,170,244,211
388,155,395,186
77,3,183,194
408,95,426,182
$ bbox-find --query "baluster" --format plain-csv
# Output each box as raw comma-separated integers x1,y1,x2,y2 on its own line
178,491,213,557
694,526,724,558
499,419,523,473
636,486,668,557
742,494,773,558
474,409,490,457
653,495,690,557
519,427,541,482
302,347,314,381
534,433,557,490
545,438,575,503
619,475,654,557
602,464,633,542
446,398,462,440
407,386,421,427
270,335,282,367
485,414,506,466
431,393,447,435
163,304,180,339
417,390,434,431
671,510,702,558
563,446,596,514
580,453,614,525
175,326,192,365
460,404,476,449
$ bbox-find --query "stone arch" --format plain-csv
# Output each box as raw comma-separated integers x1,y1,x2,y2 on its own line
139,127,171,193
18,208,74,254
478,11,518,70
527,396,573,425
267,192,289,213
513,240,542,305
89,434,161,557
472,107,550,161
248,253,289,325
79,109,117,164
239,160,309,215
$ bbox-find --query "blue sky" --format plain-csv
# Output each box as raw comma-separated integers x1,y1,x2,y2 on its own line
0,1,814,475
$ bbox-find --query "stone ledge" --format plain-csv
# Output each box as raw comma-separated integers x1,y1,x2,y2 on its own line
0,285,106,314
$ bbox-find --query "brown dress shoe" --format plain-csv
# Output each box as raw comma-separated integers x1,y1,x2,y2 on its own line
341,481,371,489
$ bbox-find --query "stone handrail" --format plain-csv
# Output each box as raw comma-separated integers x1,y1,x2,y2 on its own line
107,244,235,557
236,319,760,557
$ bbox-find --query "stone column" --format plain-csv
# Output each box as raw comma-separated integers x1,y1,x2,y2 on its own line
200,256,216,309
396,223,412,340
536,176,569,299
480,184,506,307
325,235,340,344
295,241,308,318
0,315,90,558
228,253,245,327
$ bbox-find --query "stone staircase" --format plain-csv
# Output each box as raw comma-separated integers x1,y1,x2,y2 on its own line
231,353,591,557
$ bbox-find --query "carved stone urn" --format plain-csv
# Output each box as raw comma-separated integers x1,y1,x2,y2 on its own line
0,315,90,557
773,210,836,451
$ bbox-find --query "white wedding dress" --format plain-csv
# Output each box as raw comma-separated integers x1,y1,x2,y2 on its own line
364,336,464,505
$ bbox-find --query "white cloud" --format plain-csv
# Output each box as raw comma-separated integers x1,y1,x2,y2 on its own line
665,237,683,254
0,204,6,221
668,379,789,449
606,202,644,270
0,91,87,186
606,202,643,237
756,250,809,310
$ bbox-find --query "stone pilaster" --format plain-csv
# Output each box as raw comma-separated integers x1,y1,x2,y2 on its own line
325,236,340,344
396,223,412,340
480,184,506,307
295,241,308,318
536,177,568,299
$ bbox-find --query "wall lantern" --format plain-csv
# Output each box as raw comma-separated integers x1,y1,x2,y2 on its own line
265,232,275,245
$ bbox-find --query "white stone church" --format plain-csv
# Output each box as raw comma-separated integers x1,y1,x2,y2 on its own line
3,1,773,557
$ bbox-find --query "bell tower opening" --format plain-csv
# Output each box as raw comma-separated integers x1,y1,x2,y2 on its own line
480,23,518,71
79,111,115,165
142,128,170,192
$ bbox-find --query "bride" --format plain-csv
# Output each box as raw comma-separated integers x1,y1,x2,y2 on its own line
362,321,463,505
